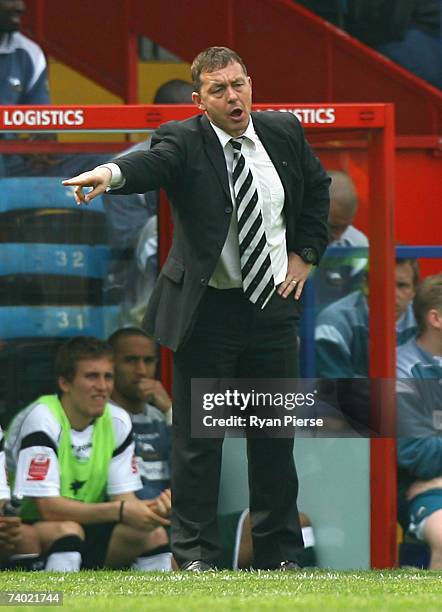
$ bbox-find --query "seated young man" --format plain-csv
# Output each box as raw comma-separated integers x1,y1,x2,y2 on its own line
397,274,442,570
6,336,171,571
108,327,172,570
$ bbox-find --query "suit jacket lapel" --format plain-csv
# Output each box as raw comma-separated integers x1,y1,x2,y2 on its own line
200,115,231,201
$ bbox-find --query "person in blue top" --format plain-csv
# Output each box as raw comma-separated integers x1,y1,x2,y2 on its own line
314,170,368,312
315,257,419,379
0,0,50,177
396,273,442,569
315,257,419,434
0,0,49,106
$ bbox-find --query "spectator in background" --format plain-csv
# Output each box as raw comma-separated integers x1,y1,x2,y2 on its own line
397,274,442,569
315,170,368,310
108,327,172,571
6,336,171,571
295,1,441,89
346,0,441,90
153,79,194,104
0,0,49,105
296,1,345,27
108,328,172,499
0,0,121,177
326,171,367,248
315,257,419,379
0,0,50,176
315,257,419,435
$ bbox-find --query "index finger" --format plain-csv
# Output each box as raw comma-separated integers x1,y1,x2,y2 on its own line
62,172,95,187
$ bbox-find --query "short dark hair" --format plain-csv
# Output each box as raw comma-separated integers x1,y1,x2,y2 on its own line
413,274,442,335
191,46,248,92
108,327,154,352
153,79,194,104
395,257,420,289
55,336,113,383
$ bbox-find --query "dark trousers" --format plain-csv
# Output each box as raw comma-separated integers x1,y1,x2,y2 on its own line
172,287,304,568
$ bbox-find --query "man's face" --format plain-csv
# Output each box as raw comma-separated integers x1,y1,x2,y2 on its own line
0,1,25,33
395,261,416,320
59,357,114,423
113,336,157,402
192,61,252,137
327,201,354,244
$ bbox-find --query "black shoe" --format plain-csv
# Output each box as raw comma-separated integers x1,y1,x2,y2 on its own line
275,560,302,571
181,560,216,572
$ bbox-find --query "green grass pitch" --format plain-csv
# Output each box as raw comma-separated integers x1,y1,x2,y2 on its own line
1,570,442,611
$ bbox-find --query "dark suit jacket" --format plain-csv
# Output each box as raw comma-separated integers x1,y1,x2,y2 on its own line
114,111,330,351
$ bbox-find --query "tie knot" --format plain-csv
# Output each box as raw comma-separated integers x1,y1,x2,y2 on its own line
230,138,243,152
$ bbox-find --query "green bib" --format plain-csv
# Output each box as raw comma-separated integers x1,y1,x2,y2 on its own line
21,395,115,521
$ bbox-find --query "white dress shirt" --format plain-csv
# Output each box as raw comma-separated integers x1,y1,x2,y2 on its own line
208,119,287,288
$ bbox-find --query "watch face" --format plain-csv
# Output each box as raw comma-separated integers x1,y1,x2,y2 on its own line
301,248,317,265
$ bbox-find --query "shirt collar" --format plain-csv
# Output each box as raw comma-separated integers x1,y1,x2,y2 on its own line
209,117,258,151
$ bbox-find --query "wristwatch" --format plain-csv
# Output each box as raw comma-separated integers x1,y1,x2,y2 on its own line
297,247,318,265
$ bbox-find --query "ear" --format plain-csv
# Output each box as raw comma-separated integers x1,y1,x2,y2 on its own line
428,308,442,330
58,376,70,394
192,91,205,111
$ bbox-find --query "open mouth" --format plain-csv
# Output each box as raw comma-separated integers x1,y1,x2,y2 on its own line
230,108,243,119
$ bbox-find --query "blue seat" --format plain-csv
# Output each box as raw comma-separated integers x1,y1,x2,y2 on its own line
0,305,119,339
0,177,105,213
0,244,111,278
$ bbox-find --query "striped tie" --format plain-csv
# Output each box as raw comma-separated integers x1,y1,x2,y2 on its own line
231,138,275,309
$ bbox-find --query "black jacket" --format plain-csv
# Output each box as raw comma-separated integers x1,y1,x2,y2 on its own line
115,111,330,350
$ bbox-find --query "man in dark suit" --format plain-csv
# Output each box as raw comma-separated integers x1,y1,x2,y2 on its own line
63,46,330,571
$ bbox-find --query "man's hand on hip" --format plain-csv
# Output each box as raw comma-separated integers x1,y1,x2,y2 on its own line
277,252,313,300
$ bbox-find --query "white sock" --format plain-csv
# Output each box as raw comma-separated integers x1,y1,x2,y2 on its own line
302,526,315,548
45,551,81,572
131,552,172,571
